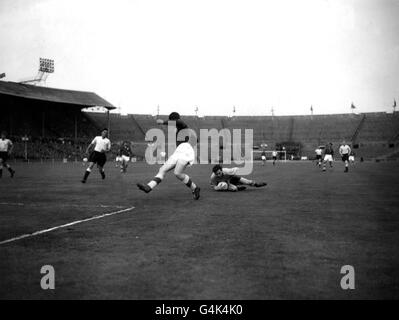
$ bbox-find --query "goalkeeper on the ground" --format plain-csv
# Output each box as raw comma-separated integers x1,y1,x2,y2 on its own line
210,164,267,191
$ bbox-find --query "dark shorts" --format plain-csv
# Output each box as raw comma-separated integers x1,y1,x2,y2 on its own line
89,151,106,167
0,152,9,162
341,154,349,162
229,176,242,185
316,155,322,160
272,156,277,160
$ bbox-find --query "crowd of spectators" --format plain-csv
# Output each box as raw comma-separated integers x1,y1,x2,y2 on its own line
10,136,89,160
9,136,140,161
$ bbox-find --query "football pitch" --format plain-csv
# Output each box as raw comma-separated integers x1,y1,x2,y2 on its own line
0,161,398,299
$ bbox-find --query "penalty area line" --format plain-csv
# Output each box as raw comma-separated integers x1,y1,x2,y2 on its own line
0,206,135,245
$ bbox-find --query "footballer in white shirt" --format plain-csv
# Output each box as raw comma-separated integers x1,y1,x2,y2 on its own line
272,150,278,166
261,150,266,166
0,131,16,178
339,140,351,172
81,129,111,183
315,147,323,167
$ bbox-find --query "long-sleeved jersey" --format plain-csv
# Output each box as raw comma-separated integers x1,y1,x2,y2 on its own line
210,167,239,186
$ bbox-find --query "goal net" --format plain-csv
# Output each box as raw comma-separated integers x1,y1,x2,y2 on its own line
251,150,287,162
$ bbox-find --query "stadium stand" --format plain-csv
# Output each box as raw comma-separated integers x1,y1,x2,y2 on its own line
0,81,115,160
1,81,398,161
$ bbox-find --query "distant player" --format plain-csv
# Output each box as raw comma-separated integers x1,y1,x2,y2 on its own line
339,140,351,172
81,128,111,183
210,164,267,191
322,142,334,171
315,147,323,167
0,131,15,178
261,150,266,166
272,150,277,165
115,155,122,168
349,150,355,165
137,112,201,200
119,141,132,173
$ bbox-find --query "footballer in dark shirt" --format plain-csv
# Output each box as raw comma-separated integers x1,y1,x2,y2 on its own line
119,141,132,173
137,112,200,200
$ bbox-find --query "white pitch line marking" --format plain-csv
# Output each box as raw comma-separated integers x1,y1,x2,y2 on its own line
0,206,135,245
0,202,126,209
0,202,24,206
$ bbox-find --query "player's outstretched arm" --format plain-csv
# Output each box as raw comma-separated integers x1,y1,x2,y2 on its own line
157,118,187,127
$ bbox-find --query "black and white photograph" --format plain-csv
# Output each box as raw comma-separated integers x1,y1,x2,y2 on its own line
0,0,398,306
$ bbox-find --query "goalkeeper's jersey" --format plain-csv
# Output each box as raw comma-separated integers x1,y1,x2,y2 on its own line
210,167,239,185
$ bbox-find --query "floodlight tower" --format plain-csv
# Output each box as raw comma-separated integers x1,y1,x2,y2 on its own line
20,58,54,86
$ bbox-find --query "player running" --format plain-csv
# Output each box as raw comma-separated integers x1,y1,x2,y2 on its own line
349,150,355,165
261,150,266,166
119,141,132,173
272,150,277,165
322,142,334,171
137,112,201,200
210,164,267,192
0,131,15,178
339,140,351,172
81,128,111,183
315,146,323,167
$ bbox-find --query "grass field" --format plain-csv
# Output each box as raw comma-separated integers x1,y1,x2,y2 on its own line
0,160,398,299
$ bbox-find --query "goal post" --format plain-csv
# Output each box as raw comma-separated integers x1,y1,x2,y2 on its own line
251,150,287,162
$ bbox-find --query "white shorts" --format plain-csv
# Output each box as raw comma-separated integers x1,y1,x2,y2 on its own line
115,156,122,162
165,142,195,166
324,154,333,162
121,155,130,162
349,156,355,162
261,155,266,160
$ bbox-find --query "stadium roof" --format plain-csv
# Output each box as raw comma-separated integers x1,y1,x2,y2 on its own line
0,81,116,109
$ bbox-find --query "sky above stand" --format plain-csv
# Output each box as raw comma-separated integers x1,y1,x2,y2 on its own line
1,0,398,116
